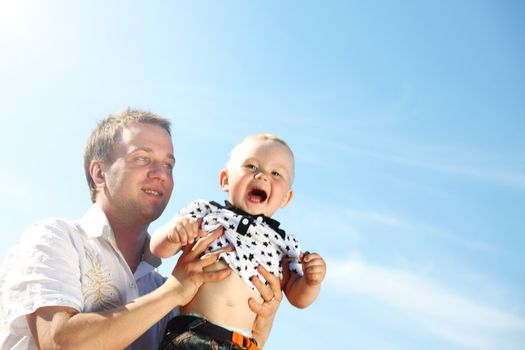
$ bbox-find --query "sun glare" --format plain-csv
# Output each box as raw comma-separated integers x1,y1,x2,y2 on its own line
0,0,29,36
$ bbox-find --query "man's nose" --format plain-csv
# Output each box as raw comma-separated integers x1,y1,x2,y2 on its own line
148,162,171,180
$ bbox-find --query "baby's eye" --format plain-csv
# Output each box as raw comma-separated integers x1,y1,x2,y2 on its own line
271,171,281,178
245,164,258,171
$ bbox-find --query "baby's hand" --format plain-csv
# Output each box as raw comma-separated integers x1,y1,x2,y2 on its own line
167,217,203,247
301,252,326,286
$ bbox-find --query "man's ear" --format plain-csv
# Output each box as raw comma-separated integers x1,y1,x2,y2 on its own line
219,169,230,192
90,161,106,189
280,188,294,208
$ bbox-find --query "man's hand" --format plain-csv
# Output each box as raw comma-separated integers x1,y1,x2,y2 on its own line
249,265,284,348
167,227,233,306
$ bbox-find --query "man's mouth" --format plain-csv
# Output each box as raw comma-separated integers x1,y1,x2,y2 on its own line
143,188,162,197
247,187,268,203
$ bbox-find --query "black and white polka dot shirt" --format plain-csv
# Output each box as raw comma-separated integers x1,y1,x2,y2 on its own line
177,199,303,291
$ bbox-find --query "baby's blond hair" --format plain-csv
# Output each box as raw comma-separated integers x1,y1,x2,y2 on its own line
228,133,295,182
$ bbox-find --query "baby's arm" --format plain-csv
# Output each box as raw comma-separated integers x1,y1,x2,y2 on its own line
284,252,326,309
150,216,203,258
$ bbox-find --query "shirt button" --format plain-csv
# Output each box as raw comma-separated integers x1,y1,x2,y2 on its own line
256,216,263,223
130,282,136,288
242,218,249,225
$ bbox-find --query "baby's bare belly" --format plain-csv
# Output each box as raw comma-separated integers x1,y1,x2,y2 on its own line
182,259,263,331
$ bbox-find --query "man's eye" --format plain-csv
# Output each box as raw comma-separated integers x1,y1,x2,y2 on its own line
163,162,174,170
135,156,151,165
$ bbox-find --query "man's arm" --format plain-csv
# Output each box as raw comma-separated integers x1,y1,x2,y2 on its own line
26,229,231,350
26,279,182,350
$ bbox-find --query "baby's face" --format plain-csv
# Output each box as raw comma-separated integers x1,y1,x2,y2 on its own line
220,138,294,217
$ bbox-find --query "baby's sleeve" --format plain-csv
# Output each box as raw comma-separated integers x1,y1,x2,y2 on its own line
176,199,214,219
285,234,304,276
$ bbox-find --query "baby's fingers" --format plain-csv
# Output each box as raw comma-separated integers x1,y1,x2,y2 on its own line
305,273,323,285
302,252,323,263
304,263,325,275
195,218,208,238
187,218,204,243
303,254,326,281
174,223,193,246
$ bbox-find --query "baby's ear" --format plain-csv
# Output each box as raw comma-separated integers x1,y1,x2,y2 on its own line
219,169,230,192
280,188,294,208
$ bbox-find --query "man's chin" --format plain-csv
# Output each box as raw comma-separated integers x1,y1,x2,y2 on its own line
143,204,168,222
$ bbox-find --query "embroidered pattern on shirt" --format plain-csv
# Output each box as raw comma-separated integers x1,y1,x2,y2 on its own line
82,247,121,312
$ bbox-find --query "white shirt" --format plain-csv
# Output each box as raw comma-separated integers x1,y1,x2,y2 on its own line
0,205,176,350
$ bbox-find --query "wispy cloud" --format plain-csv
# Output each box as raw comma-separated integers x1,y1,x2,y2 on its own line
287,198,497,256
320,137,525,191
327,257,525,350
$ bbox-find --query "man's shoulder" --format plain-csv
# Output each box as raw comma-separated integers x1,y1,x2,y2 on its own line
13,214,99,259
21,217,80,241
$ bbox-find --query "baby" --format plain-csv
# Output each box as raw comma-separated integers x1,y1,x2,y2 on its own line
152,134,326,349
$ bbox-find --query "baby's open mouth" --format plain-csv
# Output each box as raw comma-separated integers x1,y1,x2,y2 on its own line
247,188,268,203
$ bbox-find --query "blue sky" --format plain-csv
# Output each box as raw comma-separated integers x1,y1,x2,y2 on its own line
1,1,524,349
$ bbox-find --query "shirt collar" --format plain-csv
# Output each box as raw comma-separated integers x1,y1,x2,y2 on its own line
78,204,161,268
210,200,287,239
79,204,114,240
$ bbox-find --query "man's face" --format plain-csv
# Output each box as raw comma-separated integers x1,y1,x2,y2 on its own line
100,123,175,225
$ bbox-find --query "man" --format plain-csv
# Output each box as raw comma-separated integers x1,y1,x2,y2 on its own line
0,109,281,349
